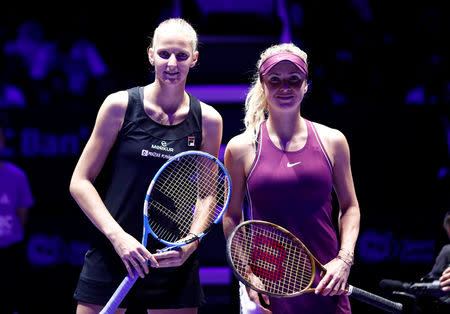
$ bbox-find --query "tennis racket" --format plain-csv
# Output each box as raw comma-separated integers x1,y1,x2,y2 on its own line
100,150,231,313
227,220,403,314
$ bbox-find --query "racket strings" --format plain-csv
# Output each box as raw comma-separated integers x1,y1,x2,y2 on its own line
148,155,229,243
230,224,313,296
285,240,313,293
150,160,198,239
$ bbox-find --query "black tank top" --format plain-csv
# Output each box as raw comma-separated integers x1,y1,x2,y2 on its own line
93,86,202,250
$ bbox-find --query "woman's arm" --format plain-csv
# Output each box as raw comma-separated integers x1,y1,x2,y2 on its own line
223,134,272,312
333,130,360,260
69,91,158,277
222,134,251,238
316,127,360,296
69,91,126,236
200,102,223,157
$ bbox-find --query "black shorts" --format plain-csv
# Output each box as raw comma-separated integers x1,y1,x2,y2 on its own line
73,252,205,309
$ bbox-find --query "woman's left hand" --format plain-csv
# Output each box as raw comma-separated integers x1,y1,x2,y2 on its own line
315,257,351,296
153,242,197,267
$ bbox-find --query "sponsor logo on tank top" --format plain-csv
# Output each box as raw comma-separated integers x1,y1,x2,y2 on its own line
287,161,302,168
141,149,173,159
188,136,195,147
151,141,174,152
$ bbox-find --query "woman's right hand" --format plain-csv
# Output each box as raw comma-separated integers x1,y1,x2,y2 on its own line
110,230,159,278
246,273,272,314
247,290,271,314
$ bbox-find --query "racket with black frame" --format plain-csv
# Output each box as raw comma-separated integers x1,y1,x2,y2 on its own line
227,220,403,314
100,150,231,313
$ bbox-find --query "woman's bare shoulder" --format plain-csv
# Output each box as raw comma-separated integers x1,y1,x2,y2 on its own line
226,132,255,156
311,121,346,143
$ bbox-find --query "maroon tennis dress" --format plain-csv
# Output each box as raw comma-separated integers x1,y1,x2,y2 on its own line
246,119,351,313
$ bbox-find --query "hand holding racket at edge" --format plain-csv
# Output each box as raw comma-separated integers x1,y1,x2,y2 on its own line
227,220,403,314
100,150,232,314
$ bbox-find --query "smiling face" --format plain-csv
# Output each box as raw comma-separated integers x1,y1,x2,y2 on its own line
261,60,308,111
148,28,198,86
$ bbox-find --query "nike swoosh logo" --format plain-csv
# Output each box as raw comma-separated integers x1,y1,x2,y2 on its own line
287,161,302,167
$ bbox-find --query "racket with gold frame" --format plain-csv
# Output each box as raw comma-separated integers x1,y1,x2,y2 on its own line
226,220,403,313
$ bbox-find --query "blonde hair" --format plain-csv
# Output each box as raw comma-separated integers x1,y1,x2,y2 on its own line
243,43,308,142
151,18,198,52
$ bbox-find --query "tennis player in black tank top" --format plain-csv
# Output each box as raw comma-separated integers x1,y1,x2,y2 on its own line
69,18,223,314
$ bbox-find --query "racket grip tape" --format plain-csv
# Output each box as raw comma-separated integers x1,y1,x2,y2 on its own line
346,285,403,313
99,270,139,314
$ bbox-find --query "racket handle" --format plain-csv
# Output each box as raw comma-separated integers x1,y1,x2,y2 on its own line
100,270,139,314
346,285,403,313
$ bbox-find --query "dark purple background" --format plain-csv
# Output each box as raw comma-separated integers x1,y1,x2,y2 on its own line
1,1,449,313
